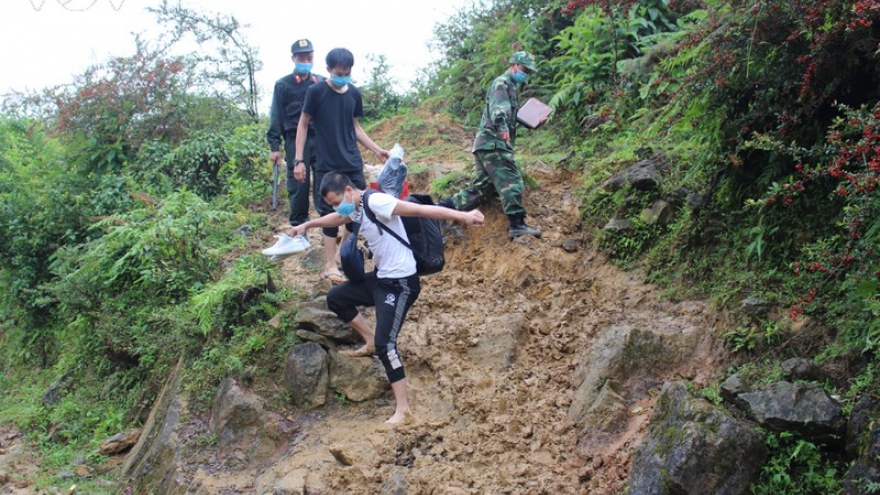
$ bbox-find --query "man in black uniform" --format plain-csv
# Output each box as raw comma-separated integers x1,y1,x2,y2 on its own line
267,38,323,226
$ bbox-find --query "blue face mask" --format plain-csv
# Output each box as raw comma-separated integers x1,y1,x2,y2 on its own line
512,69,529,84
334,193,355,216
295,62,312,74
331,74,351,88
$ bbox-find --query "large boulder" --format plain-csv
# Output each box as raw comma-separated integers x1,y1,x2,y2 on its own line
329,351,388,402
295,299,359,344
121,358,188,495
736,381,845,442
629,382,766,495
569,322,703,427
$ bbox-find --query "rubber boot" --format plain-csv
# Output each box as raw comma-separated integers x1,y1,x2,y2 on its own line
508,214,542,238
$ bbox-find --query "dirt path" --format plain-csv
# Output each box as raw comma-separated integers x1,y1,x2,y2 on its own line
0,119,727,493
263,161,725,494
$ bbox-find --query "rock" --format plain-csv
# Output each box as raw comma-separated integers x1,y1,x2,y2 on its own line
295,329,337,349
737,381,844,442
572,380,629,452
210,378,264,446
74,464,92,477
843,395,880,493
272,468,308,495
122,358,188,494
284,342,330,410
629,382,766,495
329,352,387,402
266,312,283,329
640,200,674,226
602,159,663,192
780,358,826,382
328,447,354,466
844,424,880,494
561,239,579,253
602,218,633,232
846,395,877,457
98,429,141,456
720,374,748,404
740,296,768,319
570,323,703,428
380,470,408,495
295,300,358,344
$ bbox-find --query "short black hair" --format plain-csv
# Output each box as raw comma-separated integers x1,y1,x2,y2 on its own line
326,48,354,70
320,172,354,198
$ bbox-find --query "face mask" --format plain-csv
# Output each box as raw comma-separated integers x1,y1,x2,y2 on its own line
295,62,312,74
331,74,351,88
512,69,529,84
334,193,355,216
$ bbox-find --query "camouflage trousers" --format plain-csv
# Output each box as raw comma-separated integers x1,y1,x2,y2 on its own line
449,149,524,216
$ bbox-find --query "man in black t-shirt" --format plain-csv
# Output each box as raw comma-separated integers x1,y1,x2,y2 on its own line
293,47,389,283
266,38,323,227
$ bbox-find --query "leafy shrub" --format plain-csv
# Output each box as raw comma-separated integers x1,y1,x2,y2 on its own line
160,132,230,198
48,191,231,304
751,103,880,357
752,431,844,495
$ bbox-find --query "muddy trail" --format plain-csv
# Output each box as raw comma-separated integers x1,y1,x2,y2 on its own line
251,158,728,494
0,115,729,495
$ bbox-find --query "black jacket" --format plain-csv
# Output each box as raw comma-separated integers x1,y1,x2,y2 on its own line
266,72,324,152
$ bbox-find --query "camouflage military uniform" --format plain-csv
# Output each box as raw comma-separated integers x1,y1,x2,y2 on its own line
448,71,525,216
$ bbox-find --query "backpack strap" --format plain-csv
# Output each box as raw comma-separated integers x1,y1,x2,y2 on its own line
361,189,414,252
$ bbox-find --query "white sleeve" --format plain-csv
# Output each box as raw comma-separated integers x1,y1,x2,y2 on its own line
366,192,399,222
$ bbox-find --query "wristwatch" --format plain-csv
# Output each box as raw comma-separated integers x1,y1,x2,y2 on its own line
292,159,305,165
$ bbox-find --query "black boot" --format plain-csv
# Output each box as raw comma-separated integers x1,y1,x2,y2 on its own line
508,214,541,238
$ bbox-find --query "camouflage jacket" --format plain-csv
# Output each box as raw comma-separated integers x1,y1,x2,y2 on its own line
472,71,519,153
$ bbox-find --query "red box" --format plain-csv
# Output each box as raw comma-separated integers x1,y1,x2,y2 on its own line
370,180,409,198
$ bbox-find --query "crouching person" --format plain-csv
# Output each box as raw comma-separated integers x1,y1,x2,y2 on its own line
290,172,485,423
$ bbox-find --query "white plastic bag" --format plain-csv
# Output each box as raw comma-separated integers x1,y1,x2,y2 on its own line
378,143,407,198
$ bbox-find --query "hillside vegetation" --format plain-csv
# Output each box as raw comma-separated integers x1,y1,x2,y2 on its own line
1,0,879,493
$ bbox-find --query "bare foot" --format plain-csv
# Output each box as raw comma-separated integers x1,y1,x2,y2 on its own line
339,344,375,357
385,409,414,425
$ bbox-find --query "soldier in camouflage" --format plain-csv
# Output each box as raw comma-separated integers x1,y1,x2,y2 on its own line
439,51,543,238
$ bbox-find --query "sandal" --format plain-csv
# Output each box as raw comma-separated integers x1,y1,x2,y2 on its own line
320,272,347,285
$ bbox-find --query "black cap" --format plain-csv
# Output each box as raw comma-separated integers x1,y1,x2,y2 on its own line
291,39,314,54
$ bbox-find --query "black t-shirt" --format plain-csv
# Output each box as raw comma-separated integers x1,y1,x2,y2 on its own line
302,81,365,173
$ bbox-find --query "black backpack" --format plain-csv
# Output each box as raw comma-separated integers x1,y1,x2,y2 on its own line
362,189,445,276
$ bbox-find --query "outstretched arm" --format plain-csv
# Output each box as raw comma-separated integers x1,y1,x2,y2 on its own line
291,211,350,236
392,201,484,227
